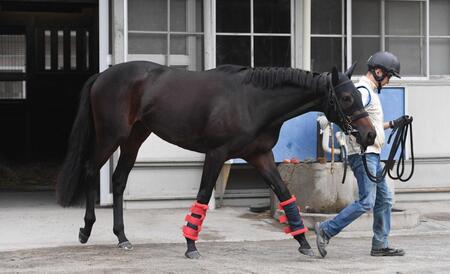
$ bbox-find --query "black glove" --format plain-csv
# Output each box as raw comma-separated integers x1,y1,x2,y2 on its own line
390,115,413,128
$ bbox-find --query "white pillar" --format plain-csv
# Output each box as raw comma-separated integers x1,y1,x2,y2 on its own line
346,0,352,68
302,0,311,70
112,0,127,64
100,0,128,206
99,0,113,206
203,0,215,69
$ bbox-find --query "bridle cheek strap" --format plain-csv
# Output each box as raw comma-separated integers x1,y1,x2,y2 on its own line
327,76,369,135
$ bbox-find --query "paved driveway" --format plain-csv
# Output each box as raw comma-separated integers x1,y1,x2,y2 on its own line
1,192,450,273
2,234,450,273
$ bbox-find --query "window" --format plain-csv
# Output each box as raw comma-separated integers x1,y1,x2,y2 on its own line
42,29,90,72
0,34,25,73
0,33,26,99
384,1,426,76
312,0,450,78
44,30,51,70
127,0,204,71
430,0,450,75
351,0,381,75
311,0,344,73
0,81,25,99
216,0,291,67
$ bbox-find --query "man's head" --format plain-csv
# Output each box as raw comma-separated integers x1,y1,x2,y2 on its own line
366,51,401,92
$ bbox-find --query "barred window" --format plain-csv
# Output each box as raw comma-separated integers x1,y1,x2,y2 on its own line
0,33,26,99
216,0,291,67
128,0,204,71
312,0,450,78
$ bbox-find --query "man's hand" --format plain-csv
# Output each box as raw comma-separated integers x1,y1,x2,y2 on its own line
390,115,413,128
317,115,330,130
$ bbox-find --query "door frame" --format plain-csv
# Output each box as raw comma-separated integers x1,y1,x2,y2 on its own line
99,0,113,206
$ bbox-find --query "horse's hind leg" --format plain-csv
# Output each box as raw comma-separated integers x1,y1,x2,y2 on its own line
183,148,228,259
112,123,150,250
78,172,97,244
245,151,314,257
79,139,119,244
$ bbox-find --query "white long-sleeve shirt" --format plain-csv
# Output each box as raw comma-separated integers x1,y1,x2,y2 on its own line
347,76,385,155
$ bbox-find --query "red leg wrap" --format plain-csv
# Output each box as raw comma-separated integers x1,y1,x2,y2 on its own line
290,227,309,236
190,206,207,218
278,196,309,236
185,214,203,226
183,225,200,241
279,195,297,207
278,215,288,224
182,201,208,241
284,227,309,236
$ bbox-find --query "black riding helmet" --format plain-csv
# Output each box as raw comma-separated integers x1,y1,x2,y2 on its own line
367,51,401,78
367,51,401,92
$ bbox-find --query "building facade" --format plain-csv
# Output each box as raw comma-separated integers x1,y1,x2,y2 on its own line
1,0,449,207
104,0,450,208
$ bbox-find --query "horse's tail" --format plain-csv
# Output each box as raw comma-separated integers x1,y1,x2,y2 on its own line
56,73,99,207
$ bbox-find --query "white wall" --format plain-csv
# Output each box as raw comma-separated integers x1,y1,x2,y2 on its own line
406,83,450,158
394,82,450,201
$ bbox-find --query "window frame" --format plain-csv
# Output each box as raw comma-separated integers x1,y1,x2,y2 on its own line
428,0,450,78
127,0,205,71
350,0,429,80
310,0,346,72
312,0,450,81
0,27,27,100
214,0,296,68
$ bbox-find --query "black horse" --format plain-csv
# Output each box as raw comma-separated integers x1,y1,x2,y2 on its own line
56,61,375,258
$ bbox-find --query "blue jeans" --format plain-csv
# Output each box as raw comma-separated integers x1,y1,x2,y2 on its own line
320,153,393,249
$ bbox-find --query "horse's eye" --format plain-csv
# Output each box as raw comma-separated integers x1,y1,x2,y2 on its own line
341,95,353,107
342,96,352,102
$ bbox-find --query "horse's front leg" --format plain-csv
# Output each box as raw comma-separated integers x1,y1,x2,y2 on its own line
245,151,314,257
183,149,227,259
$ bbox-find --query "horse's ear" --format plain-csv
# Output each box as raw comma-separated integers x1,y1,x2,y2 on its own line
345,62,357,79
331,66,339,86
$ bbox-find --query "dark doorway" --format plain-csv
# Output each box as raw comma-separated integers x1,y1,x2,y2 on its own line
0,1,98,190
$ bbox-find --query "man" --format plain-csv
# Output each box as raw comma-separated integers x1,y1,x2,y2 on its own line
315,51,408,257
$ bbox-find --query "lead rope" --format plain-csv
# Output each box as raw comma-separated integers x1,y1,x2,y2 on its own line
330,123,335,174
362,118,414,183
340,144,348,184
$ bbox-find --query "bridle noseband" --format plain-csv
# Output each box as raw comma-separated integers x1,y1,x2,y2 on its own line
327,77,369,135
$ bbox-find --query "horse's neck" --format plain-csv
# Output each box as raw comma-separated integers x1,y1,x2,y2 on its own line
261,74,329,125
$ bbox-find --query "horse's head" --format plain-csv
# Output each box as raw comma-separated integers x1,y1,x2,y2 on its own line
324,63,376,151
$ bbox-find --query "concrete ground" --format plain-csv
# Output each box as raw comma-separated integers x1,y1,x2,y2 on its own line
1,191,450,273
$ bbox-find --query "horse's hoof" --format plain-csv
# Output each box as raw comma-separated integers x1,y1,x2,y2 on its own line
78,228,89,244
118,241,134,250
185,250,201,259
298,247,315,257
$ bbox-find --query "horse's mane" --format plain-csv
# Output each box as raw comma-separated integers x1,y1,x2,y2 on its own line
215,64,248,74
215,65,329,91
243,67,328,89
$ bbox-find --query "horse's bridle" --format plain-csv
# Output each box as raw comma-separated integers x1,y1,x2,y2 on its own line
327,77,369,135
